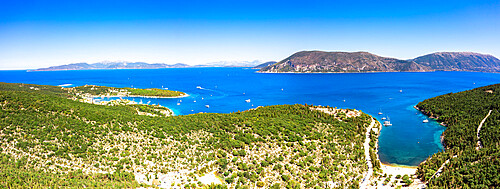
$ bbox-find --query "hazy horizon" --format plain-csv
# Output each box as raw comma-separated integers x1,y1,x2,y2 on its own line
1,0,499,70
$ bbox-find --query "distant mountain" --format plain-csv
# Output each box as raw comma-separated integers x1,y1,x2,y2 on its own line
195,60,263,67
32,61,190,71
259,51,426,73
412,52,500,72
252,61,277,69
258,51,500,73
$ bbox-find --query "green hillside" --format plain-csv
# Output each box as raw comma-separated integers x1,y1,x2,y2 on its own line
415,84,500,188
0,82,373,188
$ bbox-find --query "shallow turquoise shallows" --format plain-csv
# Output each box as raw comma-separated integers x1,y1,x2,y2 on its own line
2,68,500,166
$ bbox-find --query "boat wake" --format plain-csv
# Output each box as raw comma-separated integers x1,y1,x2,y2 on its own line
58,84,73,87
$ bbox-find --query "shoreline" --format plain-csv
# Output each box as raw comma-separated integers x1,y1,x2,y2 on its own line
257,70,433,74
381,162,418,169
90,93,190,99
256,70,500,74
366,117,423,188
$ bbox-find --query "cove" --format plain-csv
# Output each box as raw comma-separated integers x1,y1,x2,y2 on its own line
2,68,500,166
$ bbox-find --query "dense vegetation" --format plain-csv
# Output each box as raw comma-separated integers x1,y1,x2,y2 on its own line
0,82,373,188
415,84,500,188
74,85,186,97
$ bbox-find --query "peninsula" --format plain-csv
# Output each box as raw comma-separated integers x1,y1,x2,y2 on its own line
71,85,188,98
258,51,500,73
414,83,500,188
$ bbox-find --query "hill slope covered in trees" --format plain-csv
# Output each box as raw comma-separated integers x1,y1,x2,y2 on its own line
415,83,500,188
0,82,375,188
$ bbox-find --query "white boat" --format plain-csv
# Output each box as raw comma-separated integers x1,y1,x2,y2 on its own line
400,89,403,93
378,112,383,115
383,116,392,126
193,100,196,103
179,100,182,102
196,86,202,89
381,117,387,120
177,103,181,105
245,99,251,103
205,105,210,108
423,119,429,123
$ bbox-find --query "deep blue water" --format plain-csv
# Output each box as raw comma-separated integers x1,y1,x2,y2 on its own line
2,68,500,166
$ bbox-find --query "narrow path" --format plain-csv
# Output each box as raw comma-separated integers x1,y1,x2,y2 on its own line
426,159,450,184
426,110,492,185
360,118,376,188
477,110,492,150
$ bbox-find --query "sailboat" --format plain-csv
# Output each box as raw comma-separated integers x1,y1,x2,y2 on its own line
383,116,392,126
245,99,251,103
423,119,429,123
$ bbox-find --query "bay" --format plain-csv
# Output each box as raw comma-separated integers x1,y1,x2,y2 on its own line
2,68,499,166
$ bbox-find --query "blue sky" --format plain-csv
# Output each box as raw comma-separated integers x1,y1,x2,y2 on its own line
0,0,499,69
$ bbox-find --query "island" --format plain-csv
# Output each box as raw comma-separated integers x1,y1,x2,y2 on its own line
414,84,500,188
0,82,381,188
258,51,500,73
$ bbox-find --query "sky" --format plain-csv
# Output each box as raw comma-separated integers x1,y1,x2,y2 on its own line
0,0,499,70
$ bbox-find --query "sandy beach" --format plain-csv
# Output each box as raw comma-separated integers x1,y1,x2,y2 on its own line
381,163,417,176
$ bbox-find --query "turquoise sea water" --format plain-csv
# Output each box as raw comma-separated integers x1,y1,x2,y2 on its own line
2,68,500,166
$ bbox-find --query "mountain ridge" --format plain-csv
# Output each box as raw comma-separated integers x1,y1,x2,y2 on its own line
31,60,264,71
259,51,500,73
31,62,191,71
252,61,277,69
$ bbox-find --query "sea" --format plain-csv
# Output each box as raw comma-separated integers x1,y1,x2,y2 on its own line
2,68,500,166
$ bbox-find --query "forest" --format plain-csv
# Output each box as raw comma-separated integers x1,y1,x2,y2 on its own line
73,85,186,97
0,82,373,188
415,83,500,188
